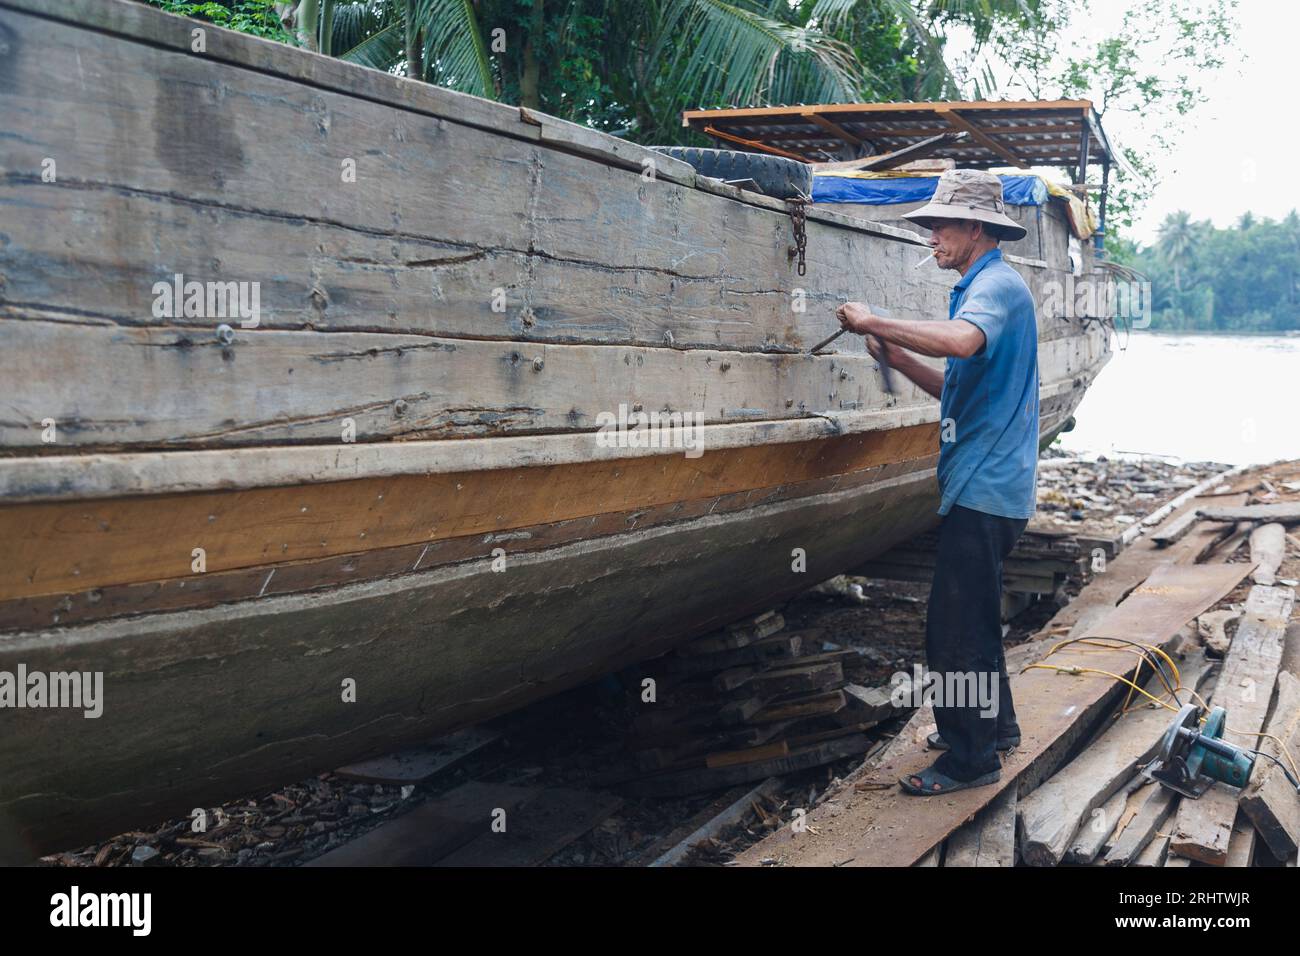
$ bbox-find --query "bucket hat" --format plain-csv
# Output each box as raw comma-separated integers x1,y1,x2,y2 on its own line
901,168,1027,241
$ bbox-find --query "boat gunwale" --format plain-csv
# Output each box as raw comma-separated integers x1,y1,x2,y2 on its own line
0,364,1104,503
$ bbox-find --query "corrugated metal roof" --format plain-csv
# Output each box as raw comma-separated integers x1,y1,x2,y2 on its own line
681,100,1123,173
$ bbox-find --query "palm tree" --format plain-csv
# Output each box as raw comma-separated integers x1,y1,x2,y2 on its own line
1157,210,1197,292
270,1,1040,142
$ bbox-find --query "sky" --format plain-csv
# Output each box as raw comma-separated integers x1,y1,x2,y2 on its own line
952,1,1299,246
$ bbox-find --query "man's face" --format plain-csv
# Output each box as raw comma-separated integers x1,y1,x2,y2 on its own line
928,219,984,270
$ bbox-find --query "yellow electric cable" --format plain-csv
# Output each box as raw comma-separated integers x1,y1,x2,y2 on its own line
1028,662,1300,782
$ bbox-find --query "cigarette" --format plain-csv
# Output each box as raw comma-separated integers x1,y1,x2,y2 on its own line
914,252,935,268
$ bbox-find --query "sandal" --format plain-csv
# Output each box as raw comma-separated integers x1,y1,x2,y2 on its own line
926,730,1020,752
899,761,1001,796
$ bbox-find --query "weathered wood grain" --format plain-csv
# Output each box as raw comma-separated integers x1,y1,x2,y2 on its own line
1238,670,1300,861
0,316,1106,449
1018,646,1215,867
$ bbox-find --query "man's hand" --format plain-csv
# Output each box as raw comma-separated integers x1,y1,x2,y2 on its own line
865,332,906,368
836,301,876,335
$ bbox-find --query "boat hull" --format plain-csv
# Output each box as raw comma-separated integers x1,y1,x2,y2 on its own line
0,0,1110,859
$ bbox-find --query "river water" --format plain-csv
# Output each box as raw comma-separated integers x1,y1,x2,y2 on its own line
1056,331,1300,466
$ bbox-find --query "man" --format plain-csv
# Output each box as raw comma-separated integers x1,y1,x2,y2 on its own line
835,168,1039,795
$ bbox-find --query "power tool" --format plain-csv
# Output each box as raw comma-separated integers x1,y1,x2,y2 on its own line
1143,704,1256,798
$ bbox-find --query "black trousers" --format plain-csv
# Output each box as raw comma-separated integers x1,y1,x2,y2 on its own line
925,504,1028,780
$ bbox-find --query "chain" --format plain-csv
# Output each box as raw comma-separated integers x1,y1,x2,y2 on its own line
789,199,808,277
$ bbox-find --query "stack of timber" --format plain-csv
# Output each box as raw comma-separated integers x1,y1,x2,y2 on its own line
0,0,1112,862
613,613,898,798
854,527,1089,618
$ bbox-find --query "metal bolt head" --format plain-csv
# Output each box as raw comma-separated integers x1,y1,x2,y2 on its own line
532,357,544,372
216,323,235,345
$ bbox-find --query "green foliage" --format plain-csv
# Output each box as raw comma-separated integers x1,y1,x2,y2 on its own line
144,0,297,43
136,0,1243,245
1125,211,1300,332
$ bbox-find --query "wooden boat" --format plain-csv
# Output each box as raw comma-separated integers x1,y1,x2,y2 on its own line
0,0,1113,860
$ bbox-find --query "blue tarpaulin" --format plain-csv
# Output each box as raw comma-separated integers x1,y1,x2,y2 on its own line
813,173,1049,206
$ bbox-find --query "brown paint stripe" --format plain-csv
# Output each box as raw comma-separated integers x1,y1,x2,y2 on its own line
0,425,938,604
0,451,938,632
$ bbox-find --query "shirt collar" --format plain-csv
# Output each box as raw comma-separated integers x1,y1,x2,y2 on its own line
953,247,1002,292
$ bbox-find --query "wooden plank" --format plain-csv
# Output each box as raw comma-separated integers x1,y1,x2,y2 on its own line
0,320,900,451
1104,786,1179,866
1170,586,1295,865
733,561,1255,867
0,311,1091,452
802,111,866,147
748,690,847,723
334,727,501,784
1239,670,1300,861
1018,645,1216,866
1,0,540,143
626,735,871,799
805,490,1251,853
935,108,1029,168
1085,563,1263,641
0,425,939,605
1198,505,1300,524
304,782,536,866
1066,783,1134,864
1224,811,1257,868
944,787,1016,867
647,778,783,867
434,788,623,867
1133,834,1170,867
0,449,931,632
1250,523,1287,585
662,633,805,674
1149,509,1201,548
706,741,790,769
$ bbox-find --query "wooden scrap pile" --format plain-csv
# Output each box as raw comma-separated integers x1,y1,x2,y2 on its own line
1004,584,1299,867
612,611,901,798
948,475,1300,868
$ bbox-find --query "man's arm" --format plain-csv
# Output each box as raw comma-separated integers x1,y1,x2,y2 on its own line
876,341,944,399
837,302,985,360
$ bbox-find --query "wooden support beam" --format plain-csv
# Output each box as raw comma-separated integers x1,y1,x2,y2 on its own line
944,787,1016,867
935,108,1029,169
702,125,812,162
1198,504,1300,524
812,132,967,174
802,110,865,148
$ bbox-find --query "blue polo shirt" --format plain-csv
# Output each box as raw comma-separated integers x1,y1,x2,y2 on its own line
936,248,1039,520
